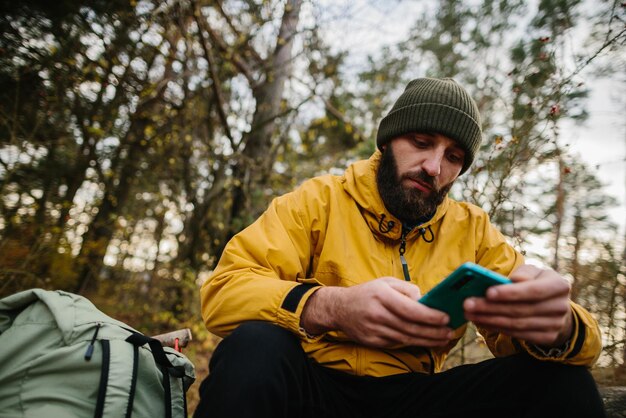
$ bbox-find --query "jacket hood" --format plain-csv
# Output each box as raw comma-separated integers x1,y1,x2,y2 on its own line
340,151,450,241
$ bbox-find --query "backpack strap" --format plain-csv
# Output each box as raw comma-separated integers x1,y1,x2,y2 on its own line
162,362,172,418
126,333,187,418
91,337,139,418
125,343,139,418
94,340,110,418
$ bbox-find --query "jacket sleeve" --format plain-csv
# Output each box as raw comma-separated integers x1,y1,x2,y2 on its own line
200,182,323,340
474,213,603,367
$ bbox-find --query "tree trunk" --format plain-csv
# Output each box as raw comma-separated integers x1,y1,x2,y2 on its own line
228,0,303,234
74,128,146,294
149,207,167,285
73,23,181,293
570,211,582,302
552,154,566,271
176,159,228,269
34,142,57,229
622,131,626,369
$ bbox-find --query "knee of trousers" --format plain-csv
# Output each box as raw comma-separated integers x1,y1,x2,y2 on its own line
210,321,306,373
528,359,597,389
522,358,604,412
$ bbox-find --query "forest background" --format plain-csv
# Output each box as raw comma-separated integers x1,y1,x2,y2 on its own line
1,0,625,413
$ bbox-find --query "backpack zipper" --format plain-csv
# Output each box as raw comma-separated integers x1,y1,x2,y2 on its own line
84,322,102,361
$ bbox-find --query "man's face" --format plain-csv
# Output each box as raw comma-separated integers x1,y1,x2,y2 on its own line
376,132,465,224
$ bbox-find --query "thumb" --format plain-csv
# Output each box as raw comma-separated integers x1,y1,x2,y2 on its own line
509,264,542,283
384,277,422,300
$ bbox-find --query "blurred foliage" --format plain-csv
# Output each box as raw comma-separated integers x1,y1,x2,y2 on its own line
1,0,625,412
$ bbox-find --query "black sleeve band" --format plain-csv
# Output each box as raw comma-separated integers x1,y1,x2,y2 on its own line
281,284,317,313
567,310,586,359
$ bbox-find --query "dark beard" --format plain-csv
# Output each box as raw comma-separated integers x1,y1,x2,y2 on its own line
376,146,453,225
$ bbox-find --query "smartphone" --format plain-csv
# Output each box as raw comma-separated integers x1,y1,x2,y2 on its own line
418,262,512,329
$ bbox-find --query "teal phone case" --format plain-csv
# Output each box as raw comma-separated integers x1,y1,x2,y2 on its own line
418,262,512,329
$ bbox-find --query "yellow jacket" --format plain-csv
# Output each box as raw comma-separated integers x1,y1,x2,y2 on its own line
201,152,602,376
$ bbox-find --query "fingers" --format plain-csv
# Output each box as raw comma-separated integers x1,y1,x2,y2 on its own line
485,268,571,302
464,296,570,317
377,277,449,326
465,265,575,346
338,277,454,348
466,300,571,346
357,311,454,348
465,311,568,333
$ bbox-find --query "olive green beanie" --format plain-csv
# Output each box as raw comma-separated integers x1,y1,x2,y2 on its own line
376,77,482,174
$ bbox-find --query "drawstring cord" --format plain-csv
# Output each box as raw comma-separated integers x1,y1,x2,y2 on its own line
378,214,435,243
418,225,434,243
378,214,395,233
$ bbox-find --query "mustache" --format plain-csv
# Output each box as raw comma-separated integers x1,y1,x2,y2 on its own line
400,170,439,191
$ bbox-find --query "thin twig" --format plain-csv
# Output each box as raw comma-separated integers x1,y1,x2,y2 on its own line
214,0,264,65
561,26,626,88
191,0,237,150
199,7,257,85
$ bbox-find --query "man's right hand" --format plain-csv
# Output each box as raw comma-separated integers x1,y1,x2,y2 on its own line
300,277,454,348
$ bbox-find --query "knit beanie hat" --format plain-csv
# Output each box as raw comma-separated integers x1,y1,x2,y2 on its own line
376,77,482,174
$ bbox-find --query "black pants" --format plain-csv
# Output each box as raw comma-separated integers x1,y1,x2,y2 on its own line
194,321,606,418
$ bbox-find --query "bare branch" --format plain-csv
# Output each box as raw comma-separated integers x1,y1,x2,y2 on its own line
214,0,264,65
191,0,236,150
0,156,9,173
196,8,257,85
321,96,366,141
604,0,623,44
561,25,626,88
292,75,367,142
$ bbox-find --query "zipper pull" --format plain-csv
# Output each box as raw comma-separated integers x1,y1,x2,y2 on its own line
400,254,411,282
84,322,102,361
399,228,411,281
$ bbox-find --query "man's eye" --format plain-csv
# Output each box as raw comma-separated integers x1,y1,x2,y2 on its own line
448,154,463,163
414,140,429,148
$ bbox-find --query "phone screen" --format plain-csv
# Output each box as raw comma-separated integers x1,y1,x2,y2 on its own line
418,262,512,328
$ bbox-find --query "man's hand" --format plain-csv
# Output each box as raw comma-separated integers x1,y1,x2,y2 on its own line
300,277,454,348
463,264,574,347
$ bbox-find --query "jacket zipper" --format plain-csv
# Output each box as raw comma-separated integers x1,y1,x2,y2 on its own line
399,224,438,374
399,225,436,374
399,226,411,281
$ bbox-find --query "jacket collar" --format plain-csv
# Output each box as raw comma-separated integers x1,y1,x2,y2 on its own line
341,150,450,241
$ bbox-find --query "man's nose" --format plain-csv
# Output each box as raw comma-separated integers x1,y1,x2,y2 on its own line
422,151,443,177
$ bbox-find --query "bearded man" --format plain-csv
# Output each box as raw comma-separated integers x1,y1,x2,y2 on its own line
194,78,606,418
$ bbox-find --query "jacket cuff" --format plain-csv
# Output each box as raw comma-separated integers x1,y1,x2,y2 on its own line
275,283,324,342
521,304,582,361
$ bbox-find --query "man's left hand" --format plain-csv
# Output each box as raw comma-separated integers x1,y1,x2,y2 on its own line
463,264,574,347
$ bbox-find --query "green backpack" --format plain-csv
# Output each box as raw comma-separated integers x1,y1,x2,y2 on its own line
0,289,195,418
